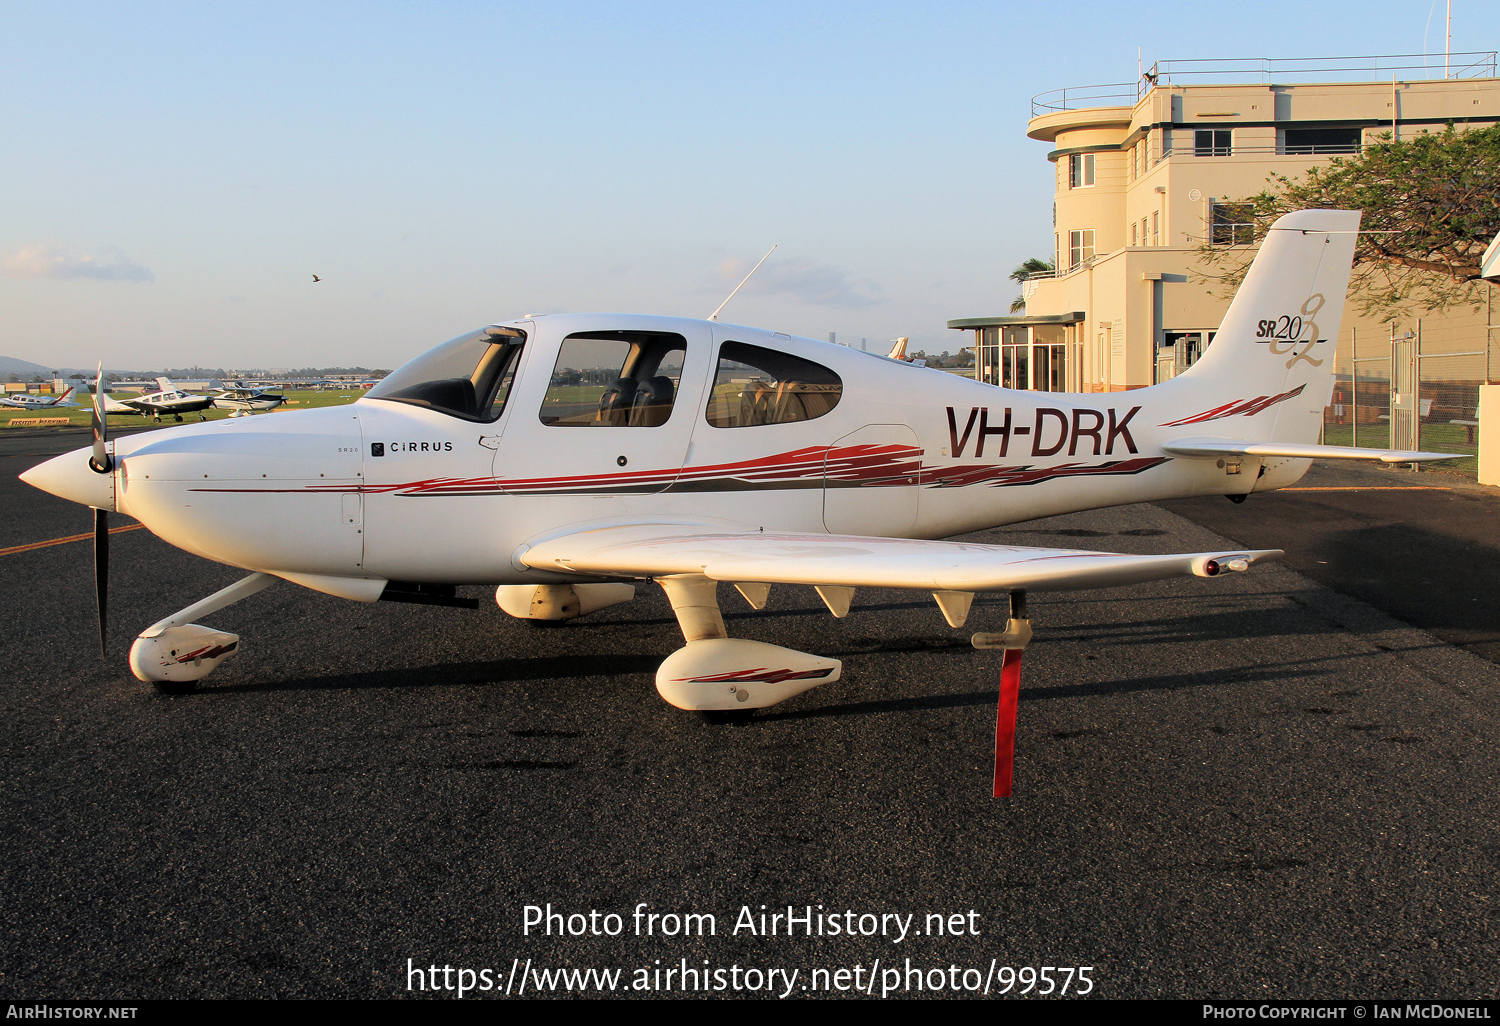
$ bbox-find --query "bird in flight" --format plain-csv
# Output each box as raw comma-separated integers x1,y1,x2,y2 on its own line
312,274,322,282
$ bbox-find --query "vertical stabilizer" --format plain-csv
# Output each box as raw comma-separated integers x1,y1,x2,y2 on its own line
1178,209,1360,443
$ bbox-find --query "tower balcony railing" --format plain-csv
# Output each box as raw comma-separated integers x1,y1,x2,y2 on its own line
1032,51,1498,117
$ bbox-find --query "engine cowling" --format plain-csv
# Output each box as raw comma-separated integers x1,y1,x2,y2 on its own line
655,639,840,710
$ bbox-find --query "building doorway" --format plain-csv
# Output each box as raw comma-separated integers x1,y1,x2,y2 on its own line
1155,330,1215,383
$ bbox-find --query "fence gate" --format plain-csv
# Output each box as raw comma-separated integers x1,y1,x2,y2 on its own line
1391,333,1419,453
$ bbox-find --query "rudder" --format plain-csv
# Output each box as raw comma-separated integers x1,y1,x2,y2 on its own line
1177,209,1360,443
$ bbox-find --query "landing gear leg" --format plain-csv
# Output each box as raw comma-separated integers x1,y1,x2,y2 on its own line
971,589,1032,797
129,572,279,693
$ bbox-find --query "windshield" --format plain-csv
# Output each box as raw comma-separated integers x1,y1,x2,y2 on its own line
366,326,526,421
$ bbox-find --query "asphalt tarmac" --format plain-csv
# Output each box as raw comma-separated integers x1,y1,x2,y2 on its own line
1160,461,1500,664
4,441,1500,1000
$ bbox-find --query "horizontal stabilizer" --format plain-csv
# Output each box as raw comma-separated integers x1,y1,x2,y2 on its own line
1481,228,1499,283
520,525,1282,595
1162,438,1461,464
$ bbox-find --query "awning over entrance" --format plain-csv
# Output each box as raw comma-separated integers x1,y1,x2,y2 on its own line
946,312,1086,331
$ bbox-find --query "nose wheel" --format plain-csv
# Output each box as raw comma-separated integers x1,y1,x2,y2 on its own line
128,573,278,692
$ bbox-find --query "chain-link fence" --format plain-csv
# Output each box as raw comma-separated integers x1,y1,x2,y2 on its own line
1322,307,1496,477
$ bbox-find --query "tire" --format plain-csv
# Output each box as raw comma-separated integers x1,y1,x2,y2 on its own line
699,709,754,725
152,679,198,695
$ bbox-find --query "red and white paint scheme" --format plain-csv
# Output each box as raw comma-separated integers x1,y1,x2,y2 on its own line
19,210,1458,794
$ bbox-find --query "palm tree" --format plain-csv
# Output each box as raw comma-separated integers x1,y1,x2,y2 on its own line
1008,257,1054,313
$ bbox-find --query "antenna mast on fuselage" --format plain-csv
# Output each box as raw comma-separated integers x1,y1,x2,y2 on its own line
708,245,777,321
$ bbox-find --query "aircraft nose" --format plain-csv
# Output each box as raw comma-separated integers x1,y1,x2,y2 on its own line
19,446,115,510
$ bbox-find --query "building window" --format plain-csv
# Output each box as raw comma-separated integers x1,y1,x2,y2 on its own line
1131,222,1138,247
1068,152,1095,188
1194,129,1232,156
1151,213,1159,247
1034,325,1067,392
1210,201,1255,246
1280,126,1362,154
1001,326,1028,389
1141,217,1149,246
1068,229,1095,269
1157,330,1217,382
1161,129,1172,157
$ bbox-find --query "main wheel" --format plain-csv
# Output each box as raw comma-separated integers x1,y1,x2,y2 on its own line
699,709,754,725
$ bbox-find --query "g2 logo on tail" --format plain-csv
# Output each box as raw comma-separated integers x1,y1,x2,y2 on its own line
1258,293,1327,369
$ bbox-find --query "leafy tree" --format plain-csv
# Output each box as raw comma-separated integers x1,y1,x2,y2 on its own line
1009,257,1055,313
1197,124,1500,320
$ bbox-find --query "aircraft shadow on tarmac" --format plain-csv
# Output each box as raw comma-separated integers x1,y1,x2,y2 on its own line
195,629,1343,729
756,657,1331,723
203,651,664,695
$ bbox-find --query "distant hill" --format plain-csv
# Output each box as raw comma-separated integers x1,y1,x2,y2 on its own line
0,355,58,377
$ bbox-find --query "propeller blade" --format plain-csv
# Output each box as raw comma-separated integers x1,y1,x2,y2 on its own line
90,363,111,474
93,507,109,658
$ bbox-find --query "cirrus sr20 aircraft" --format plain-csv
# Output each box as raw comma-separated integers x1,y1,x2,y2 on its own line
19,210,1459,795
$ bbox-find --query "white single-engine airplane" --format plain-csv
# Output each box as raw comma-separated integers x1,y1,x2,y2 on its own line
104,377,215,421
210,384,286,416
0,386,77,410
20,210,1460,795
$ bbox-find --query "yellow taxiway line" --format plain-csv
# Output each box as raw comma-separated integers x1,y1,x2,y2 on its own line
1279,486,1452,492
0,522,146,557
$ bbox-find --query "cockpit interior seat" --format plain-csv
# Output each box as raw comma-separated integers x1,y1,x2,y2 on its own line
597,377,638,426
629,375,676,427
774,380,806,424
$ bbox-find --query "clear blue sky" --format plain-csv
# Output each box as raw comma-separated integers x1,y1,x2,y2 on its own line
0,1,1489,370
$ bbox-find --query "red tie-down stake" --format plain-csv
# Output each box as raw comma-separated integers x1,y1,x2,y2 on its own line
972,590,1032,798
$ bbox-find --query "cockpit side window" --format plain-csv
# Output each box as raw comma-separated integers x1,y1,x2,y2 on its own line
705,341,842,428
366,326,526,422
539,330,687,427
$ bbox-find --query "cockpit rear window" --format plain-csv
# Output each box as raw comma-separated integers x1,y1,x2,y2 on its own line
366,327,525,422
705,341,841,428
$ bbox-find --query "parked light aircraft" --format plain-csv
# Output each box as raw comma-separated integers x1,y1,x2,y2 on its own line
0,386,77,410
211,384,286,416
104,378,214,421
19,210,1460,795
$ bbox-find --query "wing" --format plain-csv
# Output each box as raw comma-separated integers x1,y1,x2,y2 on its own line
520,524,1279,594
1163,437,1460,464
